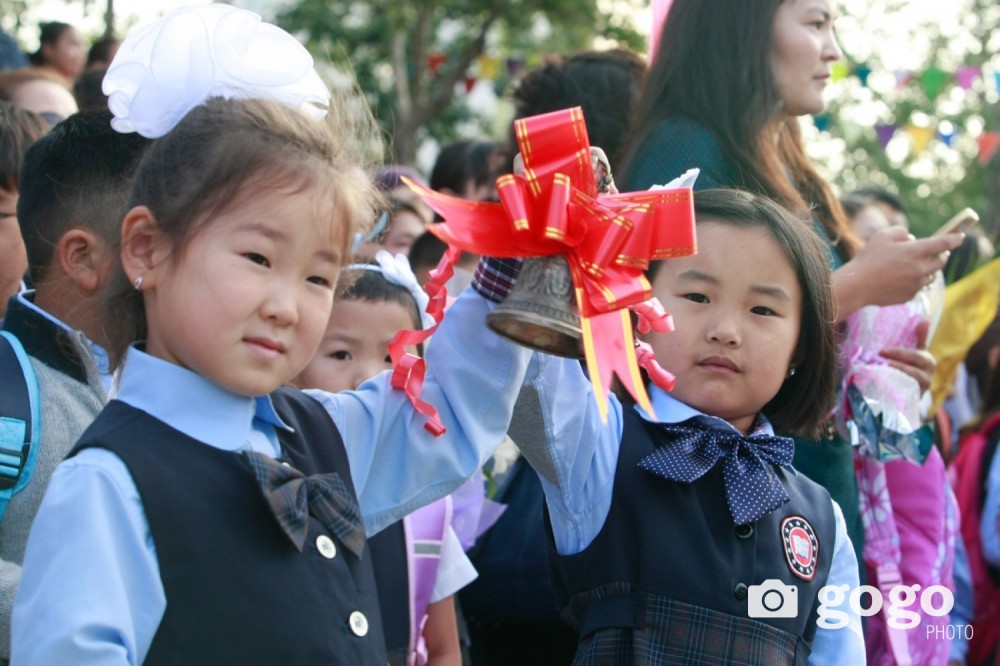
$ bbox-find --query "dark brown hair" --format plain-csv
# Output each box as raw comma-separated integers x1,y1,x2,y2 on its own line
338,265,423,333
0,101,47,192
620,0,859,261
647,189,838,437
103,96,382,364
511,48,646,167
17,110,149,281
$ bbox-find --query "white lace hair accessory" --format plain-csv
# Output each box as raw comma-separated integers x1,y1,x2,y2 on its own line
103,3,329,138
347,250,434,329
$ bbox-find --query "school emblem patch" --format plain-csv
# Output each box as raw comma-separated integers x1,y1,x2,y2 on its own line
781,515,818,580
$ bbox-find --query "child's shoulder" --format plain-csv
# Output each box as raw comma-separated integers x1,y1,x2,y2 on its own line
273,386,340,429
780,463,835,510
3,298,95,382
72,400,152,451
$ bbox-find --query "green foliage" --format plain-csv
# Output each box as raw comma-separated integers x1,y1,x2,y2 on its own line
811,0,1000,243
0,0,32,35
278,0,644,165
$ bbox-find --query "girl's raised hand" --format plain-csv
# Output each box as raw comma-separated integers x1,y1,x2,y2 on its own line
832,226,963,320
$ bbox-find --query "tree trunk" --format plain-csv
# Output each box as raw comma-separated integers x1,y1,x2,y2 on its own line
104,0,115,38
390,115,419,166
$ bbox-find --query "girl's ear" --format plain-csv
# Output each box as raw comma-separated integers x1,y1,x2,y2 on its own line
120,206,168,290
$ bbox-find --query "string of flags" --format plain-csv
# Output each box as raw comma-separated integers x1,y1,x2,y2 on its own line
426,52,529,94
813,62,1000,167
828,62,996,98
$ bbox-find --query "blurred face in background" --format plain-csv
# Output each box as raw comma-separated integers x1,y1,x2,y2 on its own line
381,207,428,256
0,188,26,318
42,27,86,80
850,204,891,244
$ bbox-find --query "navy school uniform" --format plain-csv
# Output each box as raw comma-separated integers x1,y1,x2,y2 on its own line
547,408,836,665
513,352,865,666
72,390,385,665
11,292,532,665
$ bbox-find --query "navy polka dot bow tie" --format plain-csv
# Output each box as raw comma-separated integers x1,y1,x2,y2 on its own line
638,421,795,526
245,450,366,558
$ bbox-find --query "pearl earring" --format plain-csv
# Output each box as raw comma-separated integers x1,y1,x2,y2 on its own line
133,275,144,290
787,366,796,377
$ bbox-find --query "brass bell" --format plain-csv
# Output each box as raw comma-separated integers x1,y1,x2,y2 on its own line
486,254,583,357
485,147,615,358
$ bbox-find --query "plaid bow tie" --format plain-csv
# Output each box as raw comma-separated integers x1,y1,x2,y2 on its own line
245,451,366,558
638,421,795,526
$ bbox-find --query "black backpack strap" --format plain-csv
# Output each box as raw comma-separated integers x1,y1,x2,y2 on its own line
0,331,40,517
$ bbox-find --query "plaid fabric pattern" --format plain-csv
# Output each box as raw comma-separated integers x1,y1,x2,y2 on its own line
471,257,523,303
245,450,365,558
566,583,800,666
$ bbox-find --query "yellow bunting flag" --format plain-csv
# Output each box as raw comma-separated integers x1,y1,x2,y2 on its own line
905,124,935,155
831,61,850,82
477,54,500,80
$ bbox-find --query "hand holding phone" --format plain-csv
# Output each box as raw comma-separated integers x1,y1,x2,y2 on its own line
933,208,979,236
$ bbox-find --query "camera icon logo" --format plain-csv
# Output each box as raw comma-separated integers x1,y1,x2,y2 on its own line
747,579,799,619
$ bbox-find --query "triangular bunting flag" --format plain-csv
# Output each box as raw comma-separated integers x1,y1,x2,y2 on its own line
477,54,500,80
979,132,1000,166
812,114,832,132
905,124,935,155
854,64,872,87
955,66,981,90
831,61,850,82
428,53,446,75
921,67,949,99
505,57,524,77
876,123,897,149
937,127,957,147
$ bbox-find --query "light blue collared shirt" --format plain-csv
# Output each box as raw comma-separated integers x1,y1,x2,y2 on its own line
16,291,113,392
12,290,531,666
949,535,973,662
518,353,865,666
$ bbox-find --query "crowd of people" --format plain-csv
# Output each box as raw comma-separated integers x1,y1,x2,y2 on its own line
0,1,997,665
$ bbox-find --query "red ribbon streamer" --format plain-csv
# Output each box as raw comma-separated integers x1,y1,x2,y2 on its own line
402,106,696,425
386,247,461,436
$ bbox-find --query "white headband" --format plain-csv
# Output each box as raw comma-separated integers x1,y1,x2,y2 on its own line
347,250,434,329
103,3,330,138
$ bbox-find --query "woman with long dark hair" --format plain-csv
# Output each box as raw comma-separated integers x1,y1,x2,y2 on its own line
620,0,963,590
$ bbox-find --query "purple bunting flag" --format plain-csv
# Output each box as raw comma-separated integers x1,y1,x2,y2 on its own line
876,123,897,149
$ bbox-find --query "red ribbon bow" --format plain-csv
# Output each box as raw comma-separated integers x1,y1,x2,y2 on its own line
396,107,696,430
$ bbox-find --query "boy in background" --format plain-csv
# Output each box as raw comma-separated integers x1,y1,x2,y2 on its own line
0,110,149,658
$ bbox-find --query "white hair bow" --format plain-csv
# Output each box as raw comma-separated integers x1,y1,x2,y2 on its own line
103,3,329,138
348,251,434,329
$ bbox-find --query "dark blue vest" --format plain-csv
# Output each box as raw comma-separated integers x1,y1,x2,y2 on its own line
70,388,386,665
548,410,837,665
